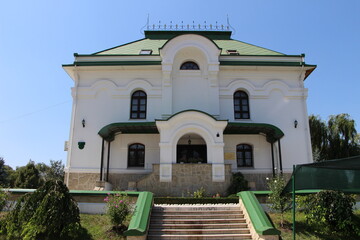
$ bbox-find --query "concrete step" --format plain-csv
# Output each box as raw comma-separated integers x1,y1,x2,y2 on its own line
150,218,247,225
147,233,253,240
153,206,240,212
151,213,245,219
148,204,252,240
148,228,250,235
152,209,243,215
149,223,248,229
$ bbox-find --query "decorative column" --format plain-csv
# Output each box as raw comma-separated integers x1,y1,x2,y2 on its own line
207,63,220,117
159,143,172,182
99,138,105,181
161,63,172,118
211,142,226,182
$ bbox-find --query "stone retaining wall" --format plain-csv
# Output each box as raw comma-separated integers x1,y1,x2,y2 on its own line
136,164,232,197
65,172,99,190
108,173,149,190
65,168,291,193
242,173,292,190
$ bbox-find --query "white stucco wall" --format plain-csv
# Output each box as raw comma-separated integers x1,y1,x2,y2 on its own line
64,33,313,183
223,135,273,172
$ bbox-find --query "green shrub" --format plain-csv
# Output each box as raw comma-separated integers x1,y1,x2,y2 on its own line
267,175,291,227
227,172,249,195
2,180,84,240
192,187,206,198
0,189,9,212
104,193,132,227
298,190,359,235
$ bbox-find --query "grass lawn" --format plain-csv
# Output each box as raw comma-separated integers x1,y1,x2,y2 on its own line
268,210,360,240
0,213,126,240
80,214,126,240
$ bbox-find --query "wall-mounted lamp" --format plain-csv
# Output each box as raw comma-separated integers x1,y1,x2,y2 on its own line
216,132,220,137
82,119,86,128
78,141,85,150
294,120,298,128
188,135,191,145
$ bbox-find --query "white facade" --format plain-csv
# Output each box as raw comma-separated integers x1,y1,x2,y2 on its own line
63,30,316,192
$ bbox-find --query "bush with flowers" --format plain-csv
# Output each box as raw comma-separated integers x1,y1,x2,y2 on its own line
104,193,132,227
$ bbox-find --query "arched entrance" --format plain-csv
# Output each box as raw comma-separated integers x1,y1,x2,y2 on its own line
177,133,207,163
156,110,228,182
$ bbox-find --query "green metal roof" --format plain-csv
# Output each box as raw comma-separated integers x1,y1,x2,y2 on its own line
94,39,166,55
224,122,284,143
98,122,158,141
94,31,284,56
216,39,283,55
156,109,225,122
144,30,232,40
97,119,283,143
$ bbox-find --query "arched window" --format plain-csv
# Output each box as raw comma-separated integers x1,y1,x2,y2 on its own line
234,90,250,119
130,90,147,119
128,143,145,167
236,144,253,167
180,61,200,70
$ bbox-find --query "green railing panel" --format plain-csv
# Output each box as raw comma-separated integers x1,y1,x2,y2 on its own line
124,191,153,236
238,191,280,235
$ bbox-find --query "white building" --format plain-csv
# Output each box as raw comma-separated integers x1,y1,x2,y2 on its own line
63,28,316,196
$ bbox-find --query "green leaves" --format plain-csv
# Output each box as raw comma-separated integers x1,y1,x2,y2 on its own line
227,172,249,195
267,175,291,227
298,190,360,235
309,114,360,161
105,193,132,227
3,180,84,240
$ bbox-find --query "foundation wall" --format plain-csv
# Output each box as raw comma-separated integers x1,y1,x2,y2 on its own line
65,172,100,190
243,172,292,190
136,164,232,197
65,168,292,193
108,173,149,191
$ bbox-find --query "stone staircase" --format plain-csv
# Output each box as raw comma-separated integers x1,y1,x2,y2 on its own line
147,204,253,240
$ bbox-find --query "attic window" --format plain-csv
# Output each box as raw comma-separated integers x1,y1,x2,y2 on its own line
227,50,239,55
140,49,152,55
180,61,200,70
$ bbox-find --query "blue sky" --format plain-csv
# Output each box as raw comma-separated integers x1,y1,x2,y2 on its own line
1,0,359,169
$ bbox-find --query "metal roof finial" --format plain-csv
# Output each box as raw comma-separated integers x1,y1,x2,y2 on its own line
227,14,236,35
140,14,150,35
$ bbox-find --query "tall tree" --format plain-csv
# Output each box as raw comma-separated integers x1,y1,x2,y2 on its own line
309,114,360,161
36,160,64,182
328,114,358,158
0,157,15,187
14,160,43,189
309,115,329,161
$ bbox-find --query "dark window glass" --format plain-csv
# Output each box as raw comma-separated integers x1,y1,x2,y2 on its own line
128,143,145,167
130,90,146,119
234,90,250,119
236,144,253,167
180,61,200,70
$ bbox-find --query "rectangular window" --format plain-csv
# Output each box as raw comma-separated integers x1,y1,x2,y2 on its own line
140,49,152,55
227,50,239,55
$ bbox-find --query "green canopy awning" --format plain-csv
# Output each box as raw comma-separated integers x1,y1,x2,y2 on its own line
224,122,284,143
98,122,158,141
283,155,360,194
98,120,284,143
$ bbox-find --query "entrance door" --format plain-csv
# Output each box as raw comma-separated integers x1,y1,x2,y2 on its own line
177,145,207,163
